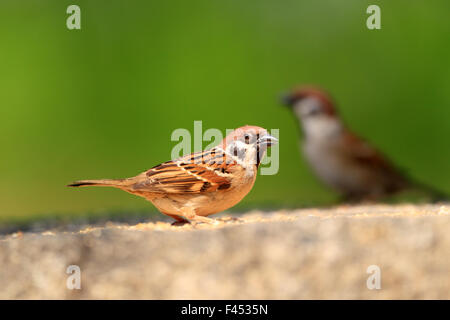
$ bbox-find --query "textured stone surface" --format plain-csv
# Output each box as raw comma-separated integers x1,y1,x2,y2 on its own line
0,203,449,299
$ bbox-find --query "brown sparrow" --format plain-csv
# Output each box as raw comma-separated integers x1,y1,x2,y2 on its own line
282,86,446,201
68,126,277,224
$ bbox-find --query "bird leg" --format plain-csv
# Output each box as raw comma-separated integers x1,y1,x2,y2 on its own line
164,214,189,226
171,220,190,227
178,207,219,226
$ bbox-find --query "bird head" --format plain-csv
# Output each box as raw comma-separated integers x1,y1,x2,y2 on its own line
219,125,278,168
281,86,342,139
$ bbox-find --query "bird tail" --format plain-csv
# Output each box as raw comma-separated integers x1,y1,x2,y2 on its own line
67,178,129,188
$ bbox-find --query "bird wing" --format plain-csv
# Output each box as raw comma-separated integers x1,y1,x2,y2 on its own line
342,132,446,200
131,149,235,194
342,131,406,181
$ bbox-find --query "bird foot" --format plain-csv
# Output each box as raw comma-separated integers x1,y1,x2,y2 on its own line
171,220,190,227
190,216,220,226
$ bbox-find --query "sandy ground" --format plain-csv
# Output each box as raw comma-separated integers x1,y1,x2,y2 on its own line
0,203,449,299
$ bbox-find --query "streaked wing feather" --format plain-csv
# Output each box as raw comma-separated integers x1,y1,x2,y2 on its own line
139,149,234,194
342,132,402,176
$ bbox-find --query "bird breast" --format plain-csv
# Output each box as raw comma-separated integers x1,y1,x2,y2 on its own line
151,166,257,217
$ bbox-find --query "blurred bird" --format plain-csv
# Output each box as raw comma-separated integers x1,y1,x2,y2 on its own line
68,126,277,224
282,86,447,202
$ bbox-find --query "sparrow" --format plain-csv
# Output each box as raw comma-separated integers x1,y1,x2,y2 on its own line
68,125,277,224
282,86,446,201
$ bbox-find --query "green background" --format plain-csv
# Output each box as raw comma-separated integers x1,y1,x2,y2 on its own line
0,0,449,224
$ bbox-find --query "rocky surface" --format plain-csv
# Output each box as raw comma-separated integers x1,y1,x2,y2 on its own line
0,203,449,299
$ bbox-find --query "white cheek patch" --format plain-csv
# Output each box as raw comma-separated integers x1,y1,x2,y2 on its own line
227,142,247,162
232,141,248,151
303,117,341,140
216,143,258,177
217,142,250,168
293,98,319,118
232,141,263,168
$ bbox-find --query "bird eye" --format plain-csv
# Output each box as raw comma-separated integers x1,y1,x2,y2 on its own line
244,134,251,144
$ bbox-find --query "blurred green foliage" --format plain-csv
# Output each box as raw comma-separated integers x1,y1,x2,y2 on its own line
0,0,449,223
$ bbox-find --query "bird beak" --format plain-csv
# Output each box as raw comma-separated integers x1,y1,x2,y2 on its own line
280,92,295,107
257,134,278,147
